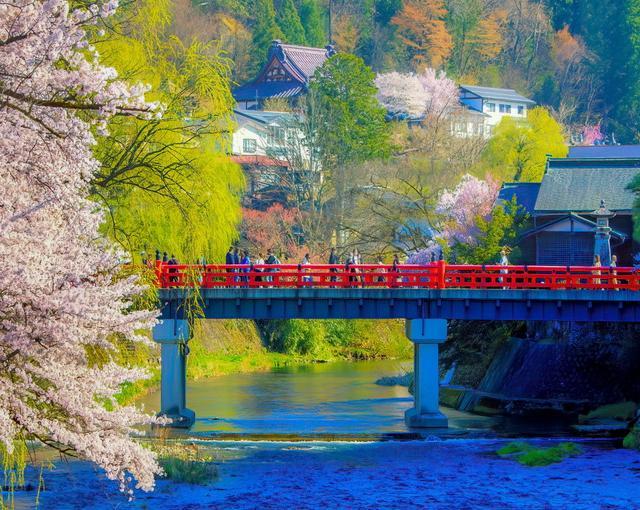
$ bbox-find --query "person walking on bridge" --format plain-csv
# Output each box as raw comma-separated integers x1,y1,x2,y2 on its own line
499,247,510,289
328,247,339,286
240,250,251,285
168,254,178,283
593,255,602,286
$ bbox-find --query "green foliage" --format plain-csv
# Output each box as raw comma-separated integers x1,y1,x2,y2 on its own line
479,107,567,182
629,174,640,242
582,401,638,422
94,0,244,262
260,319,411,359
276,0,306,44
310,54,391,241
250,0,284,73
497,441,583,467
298,0,326,46
454,198,525,264
311,54,392,168
159,457,217,484
623,426,640,450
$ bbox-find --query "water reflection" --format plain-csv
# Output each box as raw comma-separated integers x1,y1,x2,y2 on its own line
141,359,422,434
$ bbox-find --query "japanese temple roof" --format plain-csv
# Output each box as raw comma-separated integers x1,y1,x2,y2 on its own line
233,41,336,102
233,81,305,102
498,182,541,214
534,158,640,214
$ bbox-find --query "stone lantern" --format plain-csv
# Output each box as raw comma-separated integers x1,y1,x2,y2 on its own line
592,199,615,266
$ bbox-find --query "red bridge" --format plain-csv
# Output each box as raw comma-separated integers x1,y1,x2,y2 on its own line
152,262,640,429
155,262,640,291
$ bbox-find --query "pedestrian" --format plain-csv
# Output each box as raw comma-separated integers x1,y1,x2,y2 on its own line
255,252,265,284
392,254,400,287
499,247,510,289
301,252,312,283
611,254,618,290
162,251,168,263
265,249,279,285
168,254,178,283
225,247,234,286
328,247,339,285
232,247,241,284
376,256,385,284
240,250,251,284
593,255,602,286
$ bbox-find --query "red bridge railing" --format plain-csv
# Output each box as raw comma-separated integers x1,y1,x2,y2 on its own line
154,261,640,291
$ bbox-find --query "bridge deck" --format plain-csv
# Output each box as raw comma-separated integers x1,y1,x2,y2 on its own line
159,287,640,322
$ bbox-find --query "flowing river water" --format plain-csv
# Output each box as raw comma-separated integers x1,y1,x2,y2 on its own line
13,360,640,509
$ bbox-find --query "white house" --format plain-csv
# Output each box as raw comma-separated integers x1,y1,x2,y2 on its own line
459,85,536,137
231,109,295,159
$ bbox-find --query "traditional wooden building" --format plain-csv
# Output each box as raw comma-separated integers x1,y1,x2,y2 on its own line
499,157,640,266
233,40,336,110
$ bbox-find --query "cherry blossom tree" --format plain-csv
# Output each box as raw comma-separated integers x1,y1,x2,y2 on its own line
406,174,500,263
436,174,500,245
374,72,426,117
582,123,604,145
1,0,162,494
375,68,459,119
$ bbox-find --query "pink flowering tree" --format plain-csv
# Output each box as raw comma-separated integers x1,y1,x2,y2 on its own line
375,68,459,119
1,0,162,494
406,175,500,263
582,123,604,145
436,174,500,246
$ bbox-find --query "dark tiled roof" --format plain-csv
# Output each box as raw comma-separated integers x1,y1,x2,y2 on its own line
234,41,335,102
277,43,332,81
460,85,535,105
534,158,640,213
233,81,304,102
568,145,640,159
497,182,541,214
234,109,296,125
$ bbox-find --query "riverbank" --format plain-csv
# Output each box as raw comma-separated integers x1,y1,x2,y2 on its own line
12,437,639,510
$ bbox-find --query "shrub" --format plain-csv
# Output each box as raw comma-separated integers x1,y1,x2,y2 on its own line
159,457,217,485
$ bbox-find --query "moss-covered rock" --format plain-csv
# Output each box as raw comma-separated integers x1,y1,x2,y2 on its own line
623,426,640,450
497,441,583,467
579,401,637,423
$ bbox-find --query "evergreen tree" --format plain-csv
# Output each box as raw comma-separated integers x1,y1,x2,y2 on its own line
276,0,307,45
250,0,284,73
298,0,326,46
310,54,391,244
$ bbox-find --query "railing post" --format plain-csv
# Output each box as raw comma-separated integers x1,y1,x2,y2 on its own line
437,260,446,289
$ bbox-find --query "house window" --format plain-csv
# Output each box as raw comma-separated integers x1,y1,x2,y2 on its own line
518,105,525,115
487,102,496,113
243,138,257,153
268,126,286,146
499,104,512,114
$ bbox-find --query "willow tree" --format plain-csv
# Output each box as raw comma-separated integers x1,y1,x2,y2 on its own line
93,0,244,262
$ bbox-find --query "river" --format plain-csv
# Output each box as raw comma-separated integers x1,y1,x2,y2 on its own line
14,360,640,509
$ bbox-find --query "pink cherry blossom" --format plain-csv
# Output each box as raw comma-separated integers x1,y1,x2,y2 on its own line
1,0,162,494
375,68,459,119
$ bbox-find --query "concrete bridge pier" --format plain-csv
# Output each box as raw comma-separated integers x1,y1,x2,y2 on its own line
152,319,195,428
404,319,449,428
